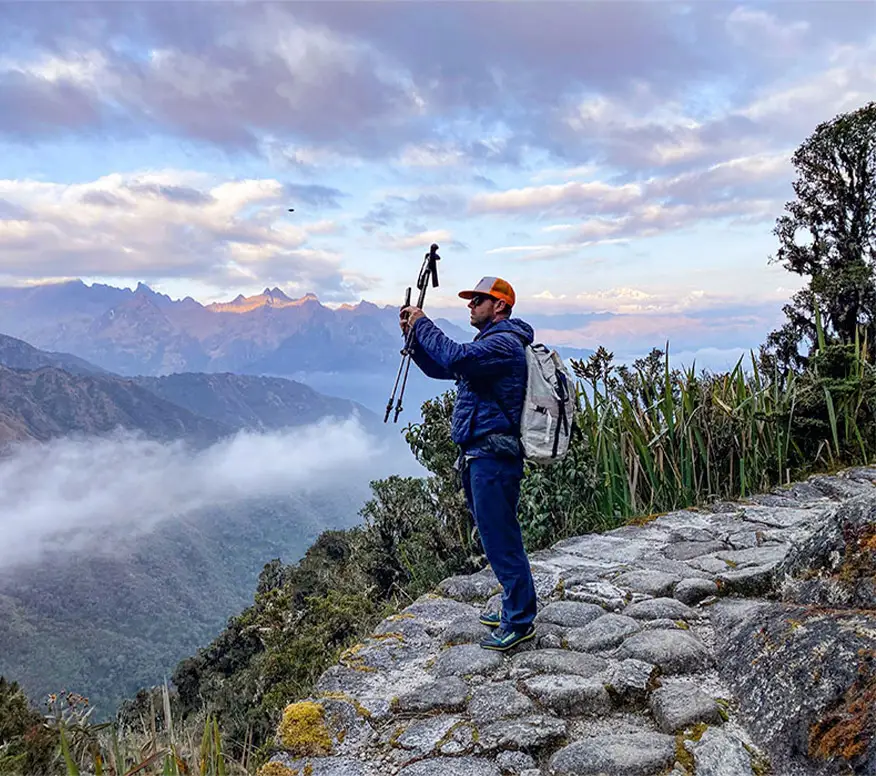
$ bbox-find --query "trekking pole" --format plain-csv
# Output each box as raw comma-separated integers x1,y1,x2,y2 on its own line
384,243,440,423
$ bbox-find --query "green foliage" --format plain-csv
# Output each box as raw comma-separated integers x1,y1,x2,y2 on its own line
764,100,876,370
0,677,59,776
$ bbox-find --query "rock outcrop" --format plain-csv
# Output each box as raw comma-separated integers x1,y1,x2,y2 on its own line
263,467,876,776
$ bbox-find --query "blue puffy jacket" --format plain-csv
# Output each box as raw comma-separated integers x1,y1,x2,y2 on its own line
410,316,535,453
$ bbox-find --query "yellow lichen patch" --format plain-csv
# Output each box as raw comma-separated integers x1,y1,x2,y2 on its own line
675,620,690,630
277,702,333,757
386,613,416,622
257,763,298,776
674,722,709,773
743,743,773,776
629,511,664,526
338,642,378,673
372,632,405,643
808,650,876,763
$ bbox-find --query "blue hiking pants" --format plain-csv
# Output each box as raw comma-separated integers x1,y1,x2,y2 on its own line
461,455,537,631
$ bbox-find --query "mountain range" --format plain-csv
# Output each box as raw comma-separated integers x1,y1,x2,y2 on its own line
0,280,594,414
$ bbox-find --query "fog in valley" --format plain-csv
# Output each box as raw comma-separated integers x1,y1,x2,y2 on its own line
0,417,420,572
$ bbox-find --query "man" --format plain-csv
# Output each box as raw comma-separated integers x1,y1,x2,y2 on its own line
400,276,538,652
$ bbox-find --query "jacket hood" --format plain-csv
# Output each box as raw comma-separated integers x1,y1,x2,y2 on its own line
476,317,535,345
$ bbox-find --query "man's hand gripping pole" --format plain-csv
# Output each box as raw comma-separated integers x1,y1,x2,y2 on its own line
384,243,440,423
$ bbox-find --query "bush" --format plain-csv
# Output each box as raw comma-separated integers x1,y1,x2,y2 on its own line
0,677,59,776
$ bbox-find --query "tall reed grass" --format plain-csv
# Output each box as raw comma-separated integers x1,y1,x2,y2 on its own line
49,685,251,776
567,311,874,527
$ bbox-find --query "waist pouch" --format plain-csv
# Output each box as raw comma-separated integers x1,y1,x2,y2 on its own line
460,433,522,461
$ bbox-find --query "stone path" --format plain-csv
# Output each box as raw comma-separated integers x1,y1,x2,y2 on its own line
265,467,876,776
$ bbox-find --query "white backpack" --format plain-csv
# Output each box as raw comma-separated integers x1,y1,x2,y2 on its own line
520,343,577,465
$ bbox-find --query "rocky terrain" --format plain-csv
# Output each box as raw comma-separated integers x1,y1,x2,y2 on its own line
262,468,876,776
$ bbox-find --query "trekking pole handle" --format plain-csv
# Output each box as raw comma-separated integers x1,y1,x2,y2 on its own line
428,243,440,288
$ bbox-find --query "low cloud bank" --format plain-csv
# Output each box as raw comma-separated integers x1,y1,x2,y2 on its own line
0,418,416,571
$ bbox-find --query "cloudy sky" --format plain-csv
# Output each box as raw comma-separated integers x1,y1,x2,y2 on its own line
1,1,874,361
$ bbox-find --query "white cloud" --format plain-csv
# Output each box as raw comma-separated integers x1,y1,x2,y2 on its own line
740,40,876,125
470,180,642,215
1,49,110,85
0,171,362,297
382,228,453,251
0,418,411,571
398,142,466,168
725,7,810,53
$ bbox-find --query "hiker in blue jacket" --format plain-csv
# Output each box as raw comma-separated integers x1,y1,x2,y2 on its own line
400,276,538,651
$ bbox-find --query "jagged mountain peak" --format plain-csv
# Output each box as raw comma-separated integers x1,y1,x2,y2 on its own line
207,288,322,313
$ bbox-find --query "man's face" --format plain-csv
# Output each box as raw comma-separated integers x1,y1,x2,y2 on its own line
468,294,497,329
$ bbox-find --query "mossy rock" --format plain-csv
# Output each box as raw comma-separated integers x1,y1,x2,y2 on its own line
277,702,333,757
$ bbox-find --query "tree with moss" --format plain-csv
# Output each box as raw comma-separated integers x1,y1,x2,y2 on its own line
763,101,876,372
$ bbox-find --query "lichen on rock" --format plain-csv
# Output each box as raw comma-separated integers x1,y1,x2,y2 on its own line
277,701,333,757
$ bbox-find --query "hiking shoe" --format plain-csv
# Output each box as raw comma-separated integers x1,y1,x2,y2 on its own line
479,610,501,628
480,625,536,652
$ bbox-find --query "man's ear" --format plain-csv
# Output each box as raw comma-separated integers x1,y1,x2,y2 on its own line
494,299,508,316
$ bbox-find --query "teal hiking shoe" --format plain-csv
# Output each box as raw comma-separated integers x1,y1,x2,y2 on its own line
479,610,501,628
479,625,536,652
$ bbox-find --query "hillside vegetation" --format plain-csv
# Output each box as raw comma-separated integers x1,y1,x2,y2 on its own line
1,101,874,776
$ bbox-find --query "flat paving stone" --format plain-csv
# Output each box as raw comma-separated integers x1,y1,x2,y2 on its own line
394,677,470,714
549,731,677,775
478,714,567,752
509,648,607,678
623,597,699,621
402,597,482,636
605,658,660,705
566,614,641,652
270,755,369,775
687,727,755,776
398,756,502,776
674,578,719,605
467,681,535,724
437,574,499,602
649,683,723,733
612,569,680,597
663,540,728,560
520,674,612,716
536,600,606,628
618,630,713,674
432,644,503,677
441,616,490,645
394,715,463,759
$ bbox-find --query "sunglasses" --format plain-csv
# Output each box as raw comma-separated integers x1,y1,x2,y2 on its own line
469,294,495,307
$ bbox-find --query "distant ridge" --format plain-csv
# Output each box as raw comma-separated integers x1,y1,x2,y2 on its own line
0,334,382,446
0,364,231,447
